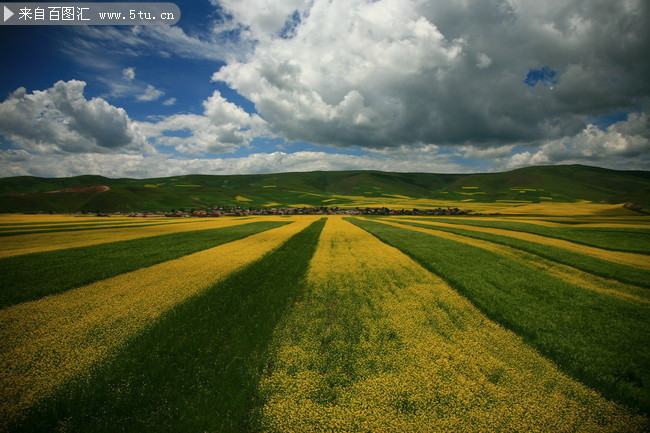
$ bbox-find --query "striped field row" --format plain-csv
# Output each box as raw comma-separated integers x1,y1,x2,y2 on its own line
401,215,650,229
377,219,649,303
385,218,650,270
0,221,289,308
0,220,197,237
0,217,275,258
354,218,650,414
0,218,318,427
383,218,650,289
260,217,645,432
399,216,650,254
1,215,648,431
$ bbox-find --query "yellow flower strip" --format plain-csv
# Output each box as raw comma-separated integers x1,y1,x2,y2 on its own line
0,216,275,258
260,217,645,432
377,219,648,303
0,215,171,227
0,218,315,426
0,220,193,234
398,215,650,229
0,214,129,224
0,214,167,224
388,218,650,270
491,202,630,216
499,219,650,229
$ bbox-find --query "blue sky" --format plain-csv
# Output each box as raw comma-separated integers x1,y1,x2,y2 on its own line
0,0,648,178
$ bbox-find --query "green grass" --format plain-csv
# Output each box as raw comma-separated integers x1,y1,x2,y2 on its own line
349,218,650,415
407,217,650,253
384,218,650,289
11,218,326,433
0,221,288,308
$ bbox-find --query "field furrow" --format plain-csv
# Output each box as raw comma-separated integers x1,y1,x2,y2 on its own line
0,217,270,258
0,218,317,427
351,218,650,414
375,219,648,303
388,219,650,270
259,217,646,432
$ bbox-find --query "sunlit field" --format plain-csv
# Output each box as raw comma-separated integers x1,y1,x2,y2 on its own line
1,208,648,432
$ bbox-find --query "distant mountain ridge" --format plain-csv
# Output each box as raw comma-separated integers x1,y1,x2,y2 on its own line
0,165,648,213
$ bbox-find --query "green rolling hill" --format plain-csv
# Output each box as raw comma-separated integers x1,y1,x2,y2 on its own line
0,165,648,213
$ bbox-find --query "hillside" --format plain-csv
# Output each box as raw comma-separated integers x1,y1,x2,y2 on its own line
0,165,648,213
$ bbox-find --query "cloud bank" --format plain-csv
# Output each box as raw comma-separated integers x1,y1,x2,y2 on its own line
0,149,465,179
214,0,649,151
502,112,650,170
1,0,648,178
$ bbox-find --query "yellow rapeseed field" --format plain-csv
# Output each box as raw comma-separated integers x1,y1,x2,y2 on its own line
376,219,649,303
0,214,144,224
388,218,650,270
496,202,633,216
0,218,317,426
0,216,278,258
395,215,650,229
259,217,645,432
0,219,194,235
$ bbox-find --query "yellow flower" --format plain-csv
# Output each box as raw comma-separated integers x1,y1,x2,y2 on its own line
259,216,646,432
0,216,277,258
0,218,318,426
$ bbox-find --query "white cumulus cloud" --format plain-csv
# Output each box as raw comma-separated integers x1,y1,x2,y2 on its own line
138,91,268,155
122,67,136,81
476,53,492,69
211,0,310,42
0,80,150,154
137,84,165,102
214,0,464,149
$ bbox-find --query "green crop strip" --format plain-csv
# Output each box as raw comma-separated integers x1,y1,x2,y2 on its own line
405,217,650,254
12,218,325,433
350,218,650,415
0,221,288,308
384,219,650,289
0,220,190,237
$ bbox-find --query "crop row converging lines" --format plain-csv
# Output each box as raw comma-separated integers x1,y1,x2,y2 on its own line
376,218,649,303
259,216,645,432
0,216,276,258
390,218,650,270
0,218,317,427
352,217,650,415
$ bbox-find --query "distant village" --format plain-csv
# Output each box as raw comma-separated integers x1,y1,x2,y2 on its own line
87,205,473,218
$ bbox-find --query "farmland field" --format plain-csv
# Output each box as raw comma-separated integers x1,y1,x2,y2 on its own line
0,210,649,432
